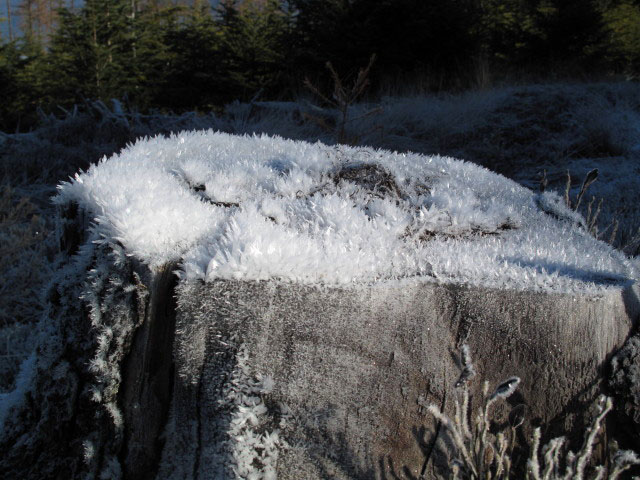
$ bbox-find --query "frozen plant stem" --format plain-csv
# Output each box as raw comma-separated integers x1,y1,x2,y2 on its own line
526,395,640,480
428,346,640,479
428,345,522,479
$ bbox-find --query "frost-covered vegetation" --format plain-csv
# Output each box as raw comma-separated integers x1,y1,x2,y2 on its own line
4,0,640,134
430,346,640,480
0,101,227,391
0,186,54,391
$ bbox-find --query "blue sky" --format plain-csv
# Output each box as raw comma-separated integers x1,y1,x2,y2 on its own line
0,0,20,40
1,1,224,41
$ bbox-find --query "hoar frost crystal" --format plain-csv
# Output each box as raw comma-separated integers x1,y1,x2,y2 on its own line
57,131,636,293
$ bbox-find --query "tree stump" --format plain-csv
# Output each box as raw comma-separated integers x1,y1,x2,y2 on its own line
1,132,638,479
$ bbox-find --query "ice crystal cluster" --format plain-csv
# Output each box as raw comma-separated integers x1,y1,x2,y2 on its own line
224,346,286,480
0,231,146,478
56,131,636,292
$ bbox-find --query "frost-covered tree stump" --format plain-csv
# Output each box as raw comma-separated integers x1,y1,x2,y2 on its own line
1,132,638,479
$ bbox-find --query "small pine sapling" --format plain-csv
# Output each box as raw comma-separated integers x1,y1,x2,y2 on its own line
304,54,382,144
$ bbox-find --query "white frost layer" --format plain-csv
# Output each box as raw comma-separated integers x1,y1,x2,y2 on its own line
56,131,636,293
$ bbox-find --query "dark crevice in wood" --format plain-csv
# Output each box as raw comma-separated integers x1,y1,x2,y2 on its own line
120,264,179,480
212,201,240,208
192,361,204,480
59,201,84,256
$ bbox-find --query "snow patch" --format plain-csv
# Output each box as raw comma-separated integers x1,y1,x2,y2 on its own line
56,131,636,292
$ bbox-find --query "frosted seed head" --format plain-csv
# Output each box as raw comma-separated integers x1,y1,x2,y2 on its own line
427,404,442,417
83,440,96,463
490,376,520,401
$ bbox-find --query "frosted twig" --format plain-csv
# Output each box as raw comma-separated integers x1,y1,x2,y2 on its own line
574,396,611,479
462,387,472,440
455,344,476,388
591,466,605,480
609,450,640,479
527,427,542,480
428,346,526,479
588,198,603,234
428,404,478,477
564,171,572,209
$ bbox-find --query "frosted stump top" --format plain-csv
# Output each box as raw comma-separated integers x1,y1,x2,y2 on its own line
56,131,636,292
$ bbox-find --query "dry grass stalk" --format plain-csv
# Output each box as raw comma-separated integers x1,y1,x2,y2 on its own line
564,170,572,209
574,169,599,211
539,169,548,193
561,169,625,246
564,169,598,213
621,227,640,256
584,196,622,245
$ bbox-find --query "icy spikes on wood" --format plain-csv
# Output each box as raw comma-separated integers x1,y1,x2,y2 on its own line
56,131,633,291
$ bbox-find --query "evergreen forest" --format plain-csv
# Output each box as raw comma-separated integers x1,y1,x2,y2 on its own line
1,0,640,132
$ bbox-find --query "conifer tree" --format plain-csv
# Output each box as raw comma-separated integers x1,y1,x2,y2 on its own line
45,7,95,106
0,37,45,131
128,4,182,110
290,0,480,90
4,0,14,41
156,2,222,111
478,0,604,74
216,0,290,100
0,42,22,130
602,0,640,75
44,0,141,105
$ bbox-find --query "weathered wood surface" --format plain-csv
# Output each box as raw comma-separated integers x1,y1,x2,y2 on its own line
156,278,638,479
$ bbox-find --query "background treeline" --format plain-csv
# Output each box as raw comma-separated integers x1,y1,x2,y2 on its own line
1,0,640,132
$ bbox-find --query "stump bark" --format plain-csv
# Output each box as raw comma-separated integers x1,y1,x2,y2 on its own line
156,278,637,479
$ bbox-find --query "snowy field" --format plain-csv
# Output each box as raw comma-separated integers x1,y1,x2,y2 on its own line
1,82,640,391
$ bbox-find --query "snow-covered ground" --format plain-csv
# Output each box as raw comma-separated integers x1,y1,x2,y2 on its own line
57,130,635,293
